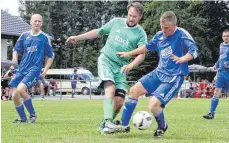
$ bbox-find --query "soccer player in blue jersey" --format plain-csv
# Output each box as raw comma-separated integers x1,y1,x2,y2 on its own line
9,14,54,123
113,11,198,137
71,69,79,98
203,29,229,119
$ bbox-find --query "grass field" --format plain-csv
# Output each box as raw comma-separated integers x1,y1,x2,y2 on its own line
1,98,229,143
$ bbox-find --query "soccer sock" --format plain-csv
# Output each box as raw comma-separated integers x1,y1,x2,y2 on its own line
154,109,166,130
103,98,114,120
121,97,138,126
210,95,219,114
15,104,27,120
23,98,36,115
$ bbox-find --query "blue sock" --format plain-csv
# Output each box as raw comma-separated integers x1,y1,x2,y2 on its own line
15,104,27,120
23,98,36,115
121,97,138,126
210,96,219,114
154,110,166,130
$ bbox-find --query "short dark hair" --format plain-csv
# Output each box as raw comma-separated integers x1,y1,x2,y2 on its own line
127,2,144,15
74,69,77,72
223,28,229,33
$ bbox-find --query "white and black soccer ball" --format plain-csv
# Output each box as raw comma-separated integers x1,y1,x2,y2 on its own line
133,111,152,130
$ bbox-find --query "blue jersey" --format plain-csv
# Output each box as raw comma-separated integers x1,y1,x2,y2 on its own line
146,27,198,77
215,43,229,71
14,31,54,75
71,73,78,82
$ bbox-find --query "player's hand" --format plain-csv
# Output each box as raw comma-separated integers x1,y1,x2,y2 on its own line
121,64,134,74
170,54,185,64
224,62,229,68
213,65,216,70
40,71,47,78
117,52,131,57
66,36,78,45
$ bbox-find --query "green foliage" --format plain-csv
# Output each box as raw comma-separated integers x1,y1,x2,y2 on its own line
2,99,229,143
17,1,229,78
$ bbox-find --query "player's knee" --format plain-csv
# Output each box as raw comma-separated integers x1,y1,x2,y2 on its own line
148,97,164,114
214,88,221,97
129,86,140,98
115,89,126,99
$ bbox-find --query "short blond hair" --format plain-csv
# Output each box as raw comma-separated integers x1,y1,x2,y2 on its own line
160,11,177,25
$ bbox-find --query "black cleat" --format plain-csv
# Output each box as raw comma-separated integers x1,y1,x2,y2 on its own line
153,124,168,138
203,113,214,120
28,114,37,123
12,119,28,123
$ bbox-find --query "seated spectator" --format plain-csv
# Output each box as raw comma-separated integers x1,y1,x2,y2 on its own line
30,79,40,97
180,76,195,98
49,78,57,96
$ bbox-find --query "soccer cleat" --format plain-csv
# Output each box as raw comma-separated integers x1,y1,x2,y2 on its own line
203,113,214,119
113,120,121,125
12,118,28,123
153,124,168,138
28,114,37,123
103,119,126,134
117,125,130,133
98,119,106,133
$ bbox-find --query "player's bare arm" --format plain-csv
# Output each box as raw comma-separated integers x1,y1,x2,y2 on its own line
121,53,145,74
117,45,148,57
66,29,99,45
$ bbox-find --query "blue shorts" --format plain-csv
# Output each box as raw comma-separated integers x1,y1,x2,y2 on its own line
71,81,77,89
215,71,229,89
139,70,184,105
9,71,38,88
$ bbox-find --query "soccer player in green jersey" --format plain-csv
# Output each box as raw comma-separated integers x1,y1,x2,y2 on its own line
66,2,147,134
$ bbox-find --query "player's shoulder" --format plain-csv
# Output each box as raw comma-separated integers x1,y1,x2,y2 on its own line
177,27,194,41
19,31,30,39
111,17,125,22
40,31,51,39
153,31,164,40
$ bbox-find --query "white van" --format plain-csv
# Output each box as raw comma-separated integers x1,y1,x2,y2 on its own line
45,68,102,95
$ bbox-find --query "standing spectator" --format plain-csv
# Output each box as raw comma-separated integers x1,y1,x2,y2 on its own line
3,65,16,100
71,69,79,98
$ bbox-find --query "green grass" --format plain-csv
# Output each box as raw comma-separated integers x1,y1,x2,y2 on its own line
1,98,229,143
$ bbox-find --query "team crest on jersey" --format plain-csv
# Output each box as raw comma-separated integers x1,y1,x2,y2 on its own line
27,46,38,53
161,46,172,57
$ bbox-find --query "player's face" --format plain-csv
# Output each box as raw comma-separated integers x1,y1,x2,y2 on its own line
222,32,229,44
127,7,142,27
30,14,42,32
160,21,176,37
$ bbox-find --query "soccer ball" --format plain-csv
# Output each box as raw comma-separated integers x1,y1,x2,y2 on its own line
133,111,152,130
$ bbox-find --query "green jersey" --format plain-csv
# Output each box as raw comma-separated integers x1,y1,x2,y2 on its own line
97,18,147,66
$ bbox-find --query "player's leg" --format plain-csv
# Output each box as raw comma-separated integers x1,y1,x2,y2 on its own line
20,72,37,123
9,72,28,123
112,72,128,119
114,71,160,133
150,76,184,137
39,81,45,98
113,89,126,120
97,55,117,133
71,81,76,98
121,82,147,126
203,72,225,119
